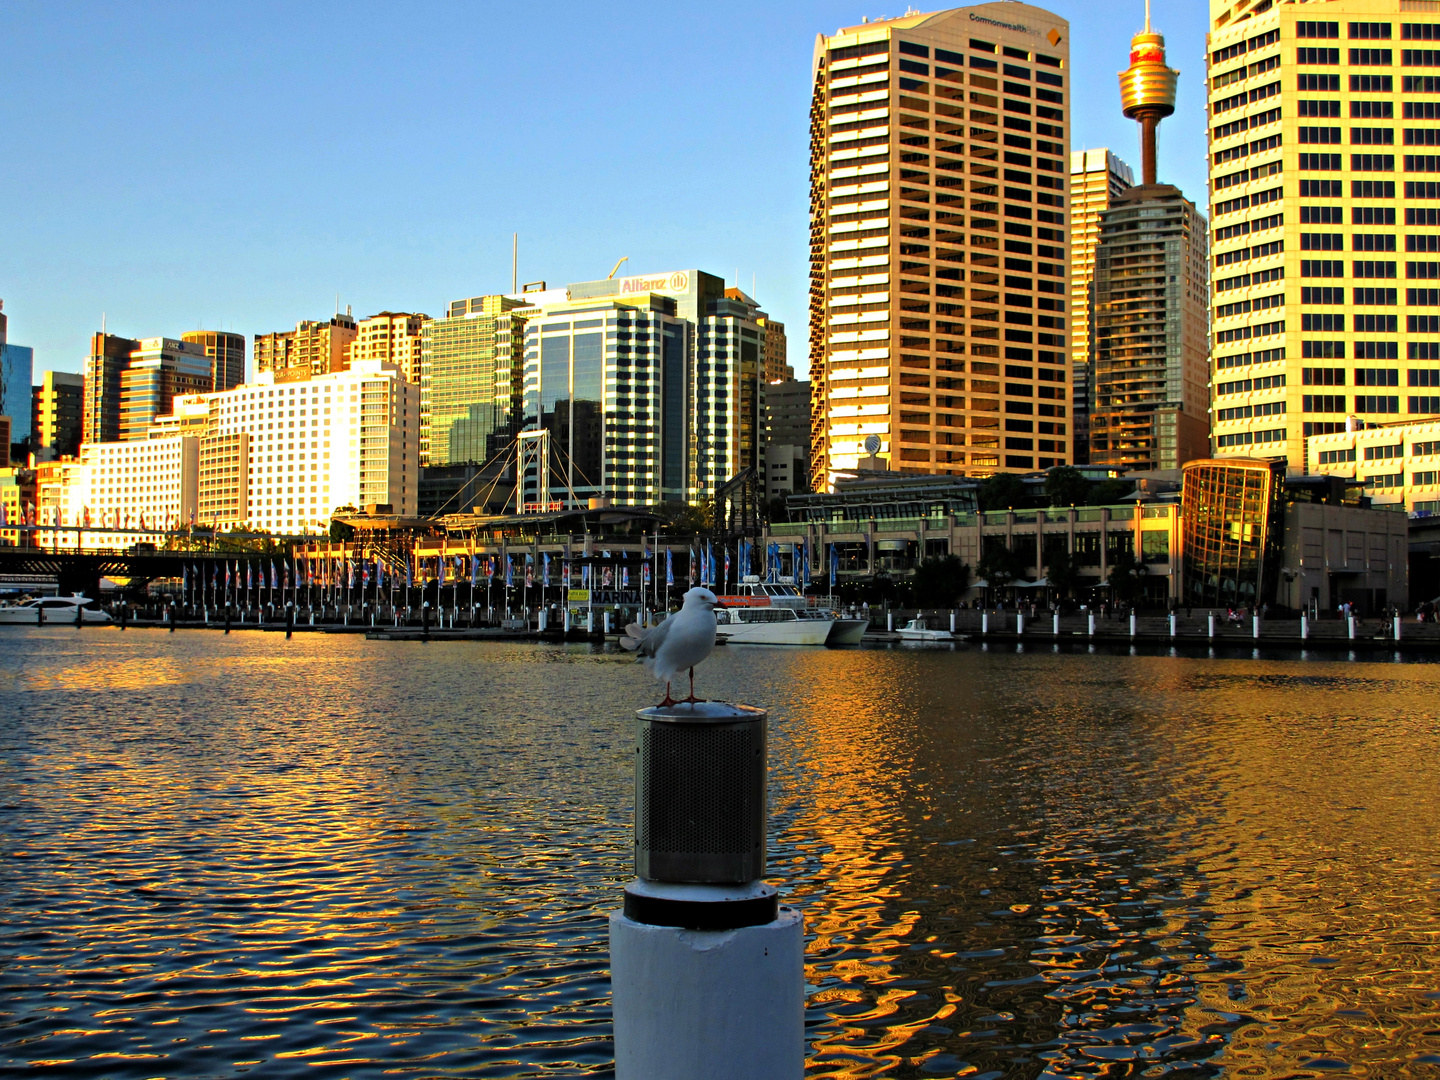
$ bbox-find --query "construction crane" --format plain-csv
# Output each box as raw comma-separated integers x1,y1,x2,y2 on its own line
608,257,629,279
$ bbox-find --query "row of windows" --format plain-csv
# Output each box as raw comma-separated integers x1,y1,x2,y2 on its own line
1295,234,1440,252
1292,73,1440,92
1297,395,1440,414
1295,47,1440,65
1298,261,1440,278
1295,152,1440,170
1297,101,1440,118
1295,22,1440,40
1297,127,1440,144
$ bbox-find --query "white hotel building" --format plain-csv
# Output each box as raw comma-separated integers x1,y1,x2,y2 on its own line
53,359,417,540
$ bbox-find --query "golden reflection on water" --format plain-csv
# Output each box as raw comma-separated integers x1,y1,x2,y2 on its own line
5,631,1440,1077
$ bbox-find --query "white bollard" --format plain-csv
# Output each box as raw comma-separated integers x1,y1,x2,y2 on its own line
1016,612,1024,635
1129,613,1136,638
1169,613,1176,638
1301,615,1308,640
887,611,893,632
950,611,956,633
587,610,594,633
1208,613,1215,640
1053,611,1060,636
1348,615,1356,640
1395,614,1402,641
610,906,804,1080
1253,615,1260,640
539,610,548,632
1087,612,1095,637
982,611,989,635
564,608,571,632
605,611,613,635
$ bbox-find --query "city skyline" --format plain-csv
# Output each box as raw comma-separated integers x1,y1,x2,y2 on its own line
2,1,1211,382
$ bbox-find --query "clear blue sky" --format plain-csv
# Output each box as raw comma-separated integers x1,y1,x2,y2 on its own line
0,0,1210,379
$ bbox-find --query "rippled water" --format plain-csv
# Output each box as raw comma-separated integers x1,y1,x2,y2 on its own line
3,630,1440,1078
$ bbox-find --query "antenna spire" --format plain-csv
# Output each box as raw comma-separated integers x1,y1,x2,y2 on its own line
1145,0,1151,32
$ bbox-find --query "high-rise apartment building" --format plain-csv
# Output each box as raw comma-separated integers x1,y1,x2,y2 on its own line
84,334,212,444
1206,0,1440,468
421,296,526,466
31,370,84,460
515,269,768,507
725,287,792,381
75,359,418,536
809,3,1072,488
1070,148,1135,463
1089,14,1211,472
765,378,812,497
253,311,358,383
352,312,429,384
182,331,246,392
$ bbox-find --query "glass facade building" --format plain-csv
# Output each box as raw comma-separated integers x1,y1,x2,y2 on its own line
517,269,768,508
420,295,526,467
1180,457,1285,608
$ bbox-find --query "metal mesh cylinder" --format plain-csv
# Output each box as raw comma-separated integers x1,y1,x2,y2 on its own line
634,703,767,884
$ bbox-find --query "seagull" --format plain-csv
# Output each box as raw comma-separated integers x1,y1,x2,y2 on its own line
619,587,720,705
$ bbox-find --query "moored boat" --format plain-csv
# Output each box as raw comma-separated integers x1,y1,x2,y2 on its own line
895,617,953,642
0,595,113,625
714,578,860,646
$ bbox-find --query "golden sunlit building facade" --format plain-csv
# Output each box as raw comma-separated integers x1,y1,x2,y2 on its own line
352,311,429,384
809,3,1072,488
1207,0,1440,468
1070,148,1135,464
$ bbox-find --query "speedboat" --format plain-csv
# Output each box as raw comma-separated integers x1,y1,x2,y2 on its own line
895,617,953,642
714,578,864,646
0,595,113,625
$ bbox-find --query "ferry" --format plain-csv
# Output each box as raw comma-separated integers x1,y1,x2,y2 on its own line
0,595,113,625
714,579,868,646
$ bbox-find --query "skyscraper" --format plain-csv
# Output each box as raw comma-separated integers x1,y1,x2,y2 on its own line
421,295,526,466
85,334,214,444
809,3,1072,488
0,302,35,457
1069,148,1135,463
1088,11,1210,471
352,312,429,384
31,370,84,460
1206,0,1440,467
182,331,246,392
253,312,358,383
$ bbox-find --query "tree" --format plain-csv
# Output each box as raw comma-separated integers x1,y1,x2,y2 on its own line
329,518,355,542
912,555,971,607
1107,552,1149,606
976,544,1026,590
1088,478,1133,507
1045,547,1082,599
979,472,1027,512
1045,465,1089,507
649,500,712,534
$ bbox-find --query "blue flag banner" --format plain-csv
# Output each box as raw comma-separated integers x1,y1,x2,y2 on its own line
543,552,550,585
830,544,838,587
666,548,673,585
506,558,514,588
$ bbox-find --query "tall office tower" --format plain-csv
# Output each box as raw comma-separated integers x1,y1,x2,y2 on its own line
1089,12,1211,471
352,312,429,384
1069,149,1135,463
808,4,1072,489
725,287,792,381
420,295,527,466
182,331,246,392
765,378,813,496
515,269,767,508
0,301,35,456
1206,0,1440,467
253,311,358,383
31,370,84,459
85,333,136,445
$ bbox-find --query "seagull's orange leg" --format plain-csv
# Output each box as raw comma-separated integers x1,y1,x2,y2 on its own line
681,667,706,704
660,680,677,707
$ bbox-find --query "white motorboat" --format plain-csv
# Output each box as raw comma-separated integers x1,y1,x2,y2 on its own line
895,617,953,642
714,579,861,646
0,595,113,625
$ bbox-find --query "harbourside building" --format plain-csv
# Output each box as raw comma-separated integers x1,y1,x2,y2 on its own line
0,303,35,458
1070,149,1135,464
47,359,418,538
84,334,213,445
515,269,769,508
182,331,246,393
31,370,85,460
809,3,1073,487
420,294,527,467
253,311,358,383
1205,0,1440,468
353,312,429,384
1307,415,1440,511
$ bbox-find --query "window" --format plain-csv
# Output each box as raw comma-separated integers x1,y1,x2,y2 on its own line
1300,153,1343,169
1411,368,1440,385
1356,394,1400,412
1302,286,1345,303
1302,205,1343,223
1304,367,1346,385
1354,233,1397,250
1303,179,1345,196
1302,126,1342,143
1410,319,1440,336
1355,313,1398,331
1354,260,1398,276
1410,396,1440,413
1410,261,1440,277
1356,367,1400,385
1303,394,1347,411
1301,99,1341,116
1302,259,1345,276
1303,313,1346,331
1351,74,1395,92
1350,49,1393,65
1353,100,1396,117
1404,24,1440,40
1304,340,1347,358
1355,206,1398,223
1319,448,1357,464
1351,23,1392,39
1298,22,1340,39
1411,288,1440,304
1353,180,1397,197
